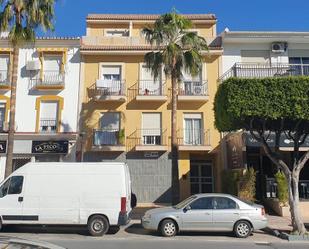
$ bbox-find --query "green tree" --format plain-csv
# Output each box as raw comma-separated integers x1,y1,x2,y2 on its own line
0,0,56,177
214,76,309,234
143,12,208,204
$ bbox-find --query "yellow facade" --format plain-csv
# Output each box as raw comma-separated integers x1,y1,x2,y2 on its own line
81,14,223,203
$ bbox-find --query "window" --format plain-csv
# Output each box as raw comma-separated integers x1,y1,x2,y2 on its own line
181,68,203,95
190,197,213,210
0,54,9,83
0,176,24,197
94,112,120,146
142,113,161,145
98,65,123,94
0,103,6,131
105,30,129,37
213,197,238,210
289,57,309,75
40,101,58,133
8,176,24,195
184,113,203,145
0,178,10,198
139,65,162,95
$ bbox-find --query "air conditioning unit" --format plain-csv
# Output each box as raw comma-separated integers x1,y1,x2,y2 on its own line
271,42,287,53
26,60,41,71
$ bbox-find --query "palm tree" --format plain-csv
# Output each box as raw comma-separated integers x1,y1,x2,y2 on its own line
143,12,208,204
0,0,55,177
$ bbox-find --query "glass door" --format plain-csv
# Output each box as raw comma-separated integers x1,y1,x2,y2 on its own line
190,160,213,194
184,118,202,145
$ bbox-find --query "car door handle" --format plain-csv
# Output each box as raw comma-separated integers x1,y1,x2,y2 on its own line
205,213,211,215
233,212,240,215
18,197,23,202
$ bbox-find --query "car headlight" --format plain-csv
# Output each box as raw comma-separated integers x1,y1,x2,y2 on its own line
143,213,151,219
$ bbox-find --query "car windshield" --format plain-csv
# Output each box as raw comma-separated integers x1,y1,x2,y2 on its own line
173,196,197,209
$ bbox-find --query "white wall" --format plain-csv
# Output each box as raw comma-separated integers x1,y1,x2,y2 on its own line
15,44,80,133
222,40,309,75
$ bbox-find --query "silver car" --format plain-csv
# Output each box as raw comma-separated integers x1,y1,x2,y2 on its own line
142,193,268,238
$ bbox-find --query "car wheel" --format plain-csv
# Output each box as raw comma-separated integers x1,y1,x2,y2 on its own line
88,215,109,236
160,219,177,237
234,220,252,238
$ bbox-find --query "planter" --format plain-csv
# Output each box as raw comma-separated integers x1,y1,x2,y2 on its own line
264,198,289,217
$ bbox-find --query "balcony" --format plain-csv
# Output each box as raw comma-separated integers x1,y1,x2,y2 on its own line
136,80,167,102
39,119,58,133
219,63,309,82
31,70,65,90
177,129,211,151
92,129,125,151
81,36,149,47
88,80,126,102
0,70,10,90
178,81,209,102
135,129,168,151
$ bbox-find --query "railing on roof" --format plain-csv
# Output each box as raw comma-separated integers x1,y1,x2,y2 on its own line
81,36,149,47
218,63,309,83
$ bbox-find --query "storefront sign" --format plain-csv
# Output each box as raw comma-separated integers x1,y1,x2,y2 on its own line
32,141,68,154
0,141,7,153
226,134,245,169
244,132,309,148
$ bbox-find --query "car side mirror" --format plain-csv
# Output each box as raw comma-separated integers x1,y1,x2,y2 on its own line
184,205,191,213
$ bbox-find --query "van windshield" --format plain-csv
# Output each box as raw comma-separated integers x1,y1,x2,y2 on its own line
173,196,197,209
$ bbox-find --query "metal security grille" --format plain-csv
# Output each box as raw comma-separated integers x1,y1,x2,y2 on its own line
12,158,31,171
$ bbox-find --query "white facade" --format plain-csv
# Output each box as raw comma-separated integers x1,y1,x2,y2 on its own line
0,38,81,180
221,31,309,77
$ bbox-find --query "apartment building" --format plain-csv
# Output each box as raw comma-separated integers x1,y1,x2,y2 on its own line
0,37,81,180
220,30,309,201
80,14,223,204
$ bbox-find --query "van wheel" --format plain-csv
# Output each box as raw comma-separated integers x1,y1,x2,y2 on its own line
88,215,109,236
234,220,251,238
160,219,177,237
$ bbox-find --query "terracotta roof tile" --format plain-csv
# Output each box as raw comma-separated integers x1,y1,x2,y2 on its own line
80,45,222,51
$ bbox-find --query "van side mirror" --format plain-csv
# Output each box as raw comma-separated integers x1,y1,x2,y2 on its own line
184,205,191,213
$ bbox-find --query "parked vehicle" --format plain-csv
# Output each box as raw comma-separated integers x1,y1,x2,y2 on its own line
142,193,267,238
0,162,132,236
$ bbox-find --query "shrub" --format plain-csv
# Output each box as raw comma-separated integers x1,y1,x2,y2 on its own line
275,171,288,205
238,168,256,202
222,169,241,195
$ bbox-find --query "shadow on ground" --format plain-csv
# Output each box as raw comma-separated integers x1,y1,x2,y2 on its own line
1,225,120,236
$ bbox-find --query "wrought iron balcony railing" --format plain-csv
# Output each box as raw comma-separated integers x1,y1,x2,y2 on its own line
138,80,165,96
136,129,167,146
40,119,58,133
177,129,210,146
178,81,208,96
32,70,65,88
93,129,124,146
89,80,126,98
219,63,309,82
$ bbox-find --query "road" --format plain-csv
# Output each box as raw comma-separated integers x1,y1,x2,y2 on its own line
1,222,309,249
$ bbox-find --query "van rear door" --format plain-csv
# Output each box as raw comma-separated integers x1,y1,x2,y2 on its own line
0,176,25,224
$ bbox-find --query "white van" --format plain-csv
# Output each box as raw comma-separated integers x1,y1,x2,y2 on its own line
0,162,133,236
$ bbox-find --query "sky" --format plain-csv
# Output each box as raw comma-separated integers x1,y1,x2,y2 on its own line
50,0,309,37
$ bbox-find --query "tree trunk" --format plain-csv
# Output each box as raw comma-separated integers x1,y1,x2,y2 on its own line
289,172,306,234
5,46,19,178
171,74,179,205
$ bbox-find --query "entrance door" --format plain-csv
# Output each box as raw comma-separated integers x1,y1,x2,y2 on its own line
190,160,213,194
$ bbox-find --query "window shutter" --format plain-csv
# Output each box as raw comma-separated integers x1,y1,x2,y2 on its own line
40,101,58,120
44,56,61,71
0,55,9,70
102,66,121,75
142,113,161,135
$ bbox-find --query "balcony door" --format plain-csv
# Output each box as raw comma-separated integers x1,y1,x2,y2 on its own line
181,69,203,95
140,65,162,95
0,55,9,84
39,101,58,133
141,113,161,145
43,55,62,84
95,112,120,145
99,65,122,94
184,114,202,145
